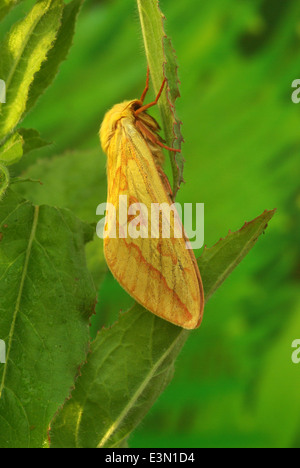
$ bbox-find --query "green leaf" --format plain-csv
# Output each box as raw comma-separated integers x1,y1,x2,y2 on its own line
0,132,23,166
0,190,96,448
13,148,106,223
198,209,277,301
0,128,49,177
18,128,50,155
49,209,275,448
50,306,188,448
0,0,23,21
137,0,184,198
13,148,107,287
0,164,10,200
0,0,63,142
26,0,84,114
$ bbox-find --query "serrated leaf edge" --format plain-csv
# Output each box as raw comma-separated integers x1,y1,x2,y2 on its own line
199,208,277,301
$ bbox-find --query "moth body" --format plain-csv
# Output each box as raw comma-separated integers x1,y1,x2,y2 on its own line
100,97,204,329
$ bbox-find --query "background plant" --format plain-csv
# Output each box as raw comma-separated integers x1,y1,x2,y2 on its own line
0,0,298,448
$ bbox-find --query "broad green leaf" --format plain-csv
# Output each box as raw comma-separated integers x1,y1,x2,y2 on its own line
13,148,107,287
0,129,49,196
49,209,275,448
0,132,23,166
0,0,23,21
0,0,63,142
50,306,188,448
0,190,96,448
18,128,50,155
26,0,84,114
13,148,106,223
137,0,184,198
198,209,277,301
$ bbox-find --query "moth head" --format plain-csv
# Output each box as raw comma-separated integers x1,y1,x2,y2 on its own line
100,100,141,153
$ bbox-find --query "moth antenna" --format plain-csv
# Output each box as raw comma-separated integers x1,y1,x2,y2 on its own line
135,119,181,153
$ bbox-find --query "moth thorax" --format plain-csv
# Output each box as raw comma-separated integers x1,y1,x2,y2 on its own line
100,100,134,153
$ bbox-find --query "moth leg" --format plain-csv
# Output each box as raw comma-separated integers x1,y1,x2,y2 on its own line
153,139,181,153
136,119,181,154
140,66,150,103
136,78,166,115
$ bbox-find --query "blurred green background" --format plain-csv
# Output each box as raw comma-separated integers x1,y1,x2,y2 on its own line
2,0,300,448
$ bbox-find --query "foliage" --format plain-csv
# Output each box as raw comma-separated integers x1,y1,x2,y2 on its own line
0,0,295,449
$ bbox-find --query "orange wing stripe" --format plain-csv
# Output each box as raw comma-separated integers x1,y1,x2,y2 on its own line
105,236,193,323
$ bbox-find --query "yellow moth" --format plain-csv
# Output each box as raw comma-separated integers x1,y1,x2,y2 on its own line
99,69,204,329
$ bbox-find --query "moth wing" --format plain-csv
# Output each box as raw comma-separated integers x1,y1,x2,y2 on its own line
104,119,204,329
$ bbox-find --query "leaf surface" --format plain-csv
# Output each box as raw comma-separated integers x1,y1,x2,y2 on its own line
26,0,84,114
0,132,23,166
0,0,63,142
198,209,277,301
0,190,96,447
0,0,23,21
13,149,107,287
50,209,275,448
18,128,50,155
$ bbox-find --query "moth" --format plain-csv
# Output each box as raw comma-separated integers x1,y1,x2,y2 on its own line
99,69,204,329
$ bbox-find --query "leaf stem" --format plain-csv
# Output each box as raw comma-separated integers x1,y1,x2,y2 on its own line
136,0,184,198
